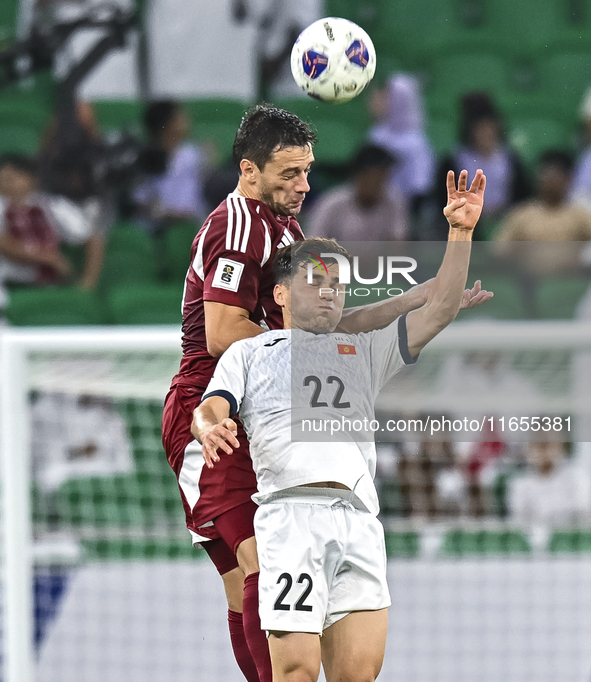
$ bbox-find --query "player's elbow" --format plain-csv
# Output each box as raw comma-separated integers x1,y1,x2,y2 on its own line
206,334,231,358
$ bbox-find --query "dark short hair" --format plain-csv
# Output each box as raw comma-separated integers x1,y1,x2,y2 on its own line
538,149,574,174
144,100,179,138
0,153,38,177
459,92,504,146
350,144,396,175
232,103,317,173
274,238,351,285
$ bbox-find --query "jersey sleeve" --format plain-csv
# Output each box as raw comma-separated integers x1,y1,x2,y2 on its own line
368,314,418,394
202,340,249,416
201,196,268,312
45,196,92,243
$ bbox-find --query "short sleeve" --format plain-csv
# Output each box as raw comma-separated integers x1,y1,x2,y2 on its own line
45,196,91,244
369,314,418,393
202,341,249,415
201,196,267,312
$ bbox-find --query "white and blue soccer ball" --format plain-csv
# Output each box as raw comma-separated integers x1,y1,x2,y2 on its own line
291,17,377,103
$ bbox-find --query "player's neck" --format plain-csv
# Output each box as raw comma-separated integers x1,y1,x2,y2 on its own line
236,179,260,202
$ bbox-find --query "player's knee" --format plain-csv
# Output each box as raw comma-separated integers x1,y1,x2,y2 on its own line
335,660,380,682
279,663,317,682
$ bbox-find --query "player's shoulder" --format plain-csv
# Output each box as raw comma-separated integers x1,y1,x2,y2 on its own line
221,330,290,366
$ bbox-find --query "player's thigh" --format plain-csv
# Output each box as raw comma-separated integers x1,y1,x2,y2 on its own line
321,609,388,682
255,502,332,635
268,631,321,682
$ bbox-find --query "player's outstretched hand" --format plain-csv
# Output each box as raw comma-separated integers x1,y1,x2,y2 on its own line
201,418,240,469
443,169,486,231
459,280,494,309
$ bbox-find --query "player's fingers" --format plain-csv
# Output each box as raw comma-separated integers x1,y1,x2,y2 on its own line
479,172,487,194
214,433,235,455
221,418,240,441
468,290,494,307
202,444,219,469
469,169,483,193
446,170,456,195
471,279,482,294
458,169,468,192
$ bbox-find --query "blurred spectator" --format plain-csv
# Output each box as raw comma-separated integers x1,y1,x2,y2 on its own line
495,150,591,276
508,440,591,527
132,100,207,234
0,154,91,291
570,86,591,214
307,144,408,241
397,440,458,519
39,101,112,290
31,392,133,495
436,93,530,237
368,74,435,214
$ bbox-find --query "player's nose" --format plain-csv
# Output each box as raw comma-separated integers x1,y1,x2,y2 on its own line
295,172,310,193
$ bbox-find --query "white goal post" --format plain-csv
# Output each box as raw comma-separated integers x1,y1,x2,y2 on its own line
1,320,591,682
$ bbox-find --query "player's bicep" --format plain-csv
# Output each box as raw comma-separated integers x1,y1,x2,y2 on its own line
405,307,435,358
204,301,256,356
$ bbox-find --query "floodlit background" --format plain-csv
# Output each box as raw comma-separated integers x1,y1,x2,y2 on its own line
1,1,591,681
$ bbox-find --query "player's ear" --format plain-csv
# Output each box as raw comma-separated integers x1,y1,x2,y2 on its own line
273,283,287,307
239,158,258,184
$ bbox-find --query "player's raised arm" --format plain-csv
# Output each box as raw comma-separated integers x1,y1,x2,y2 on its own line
405,169,486,357
192,396,239,468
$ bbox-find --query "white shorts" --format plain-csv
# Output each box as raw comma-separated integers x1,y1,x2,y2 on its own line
255,488,390,634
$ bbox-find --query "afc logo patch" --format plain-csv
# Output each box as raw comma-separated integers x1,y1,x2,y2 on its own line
212,258,244,292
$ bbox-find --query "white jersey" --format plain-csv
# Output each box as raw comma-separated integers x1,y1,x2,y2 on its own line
203,316,416,515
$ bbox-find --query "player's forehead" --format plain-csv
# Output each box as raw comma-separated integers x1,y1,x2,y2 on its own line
267,145,314,172
294,261,341,282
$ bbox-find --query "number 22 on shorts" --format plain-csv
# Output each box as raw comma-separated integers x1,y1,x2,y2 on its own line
274,572,314,611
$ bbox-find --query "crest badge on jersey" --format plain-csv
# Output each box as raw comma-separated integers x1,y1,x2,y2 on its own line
212,258,244,292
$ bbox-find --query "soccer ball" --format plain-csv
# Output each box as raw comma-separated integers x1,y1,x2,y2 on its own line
291,17,377,103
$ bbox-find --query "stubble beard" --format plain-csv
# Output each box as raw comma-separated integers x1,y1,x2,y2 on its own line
259,179,301,217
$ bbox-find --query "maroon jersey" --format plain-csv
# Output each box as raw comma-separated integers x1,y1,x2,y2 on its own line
162,192,304,538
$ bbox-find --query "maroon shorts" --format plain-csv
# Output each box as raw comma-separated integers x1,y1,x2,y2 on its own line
161,381,258,571
202,500,259,575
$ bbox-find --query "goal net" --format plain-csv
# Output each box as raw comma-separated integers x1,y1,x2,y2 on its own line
0,321,590,682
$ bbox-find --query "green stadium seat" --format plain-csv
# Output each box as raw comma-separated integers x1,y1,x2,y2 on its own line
193,121,240,163
373,0,456,66
100,226,158,291
107,224,155,256
548,529,591,553
0,102,51,134
311,119,364,164
441,528,531,556
0,125,40,154
508,117,572,166
324,0,381,36
536,278,589,319
385,531,420,558
539,51,591,117
427,117,456,155
164,221,199,283
184,98,248,125
274,95,373,136
93,100,144,132
6,286,106,326
426,51,513,118
107,283,182,325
